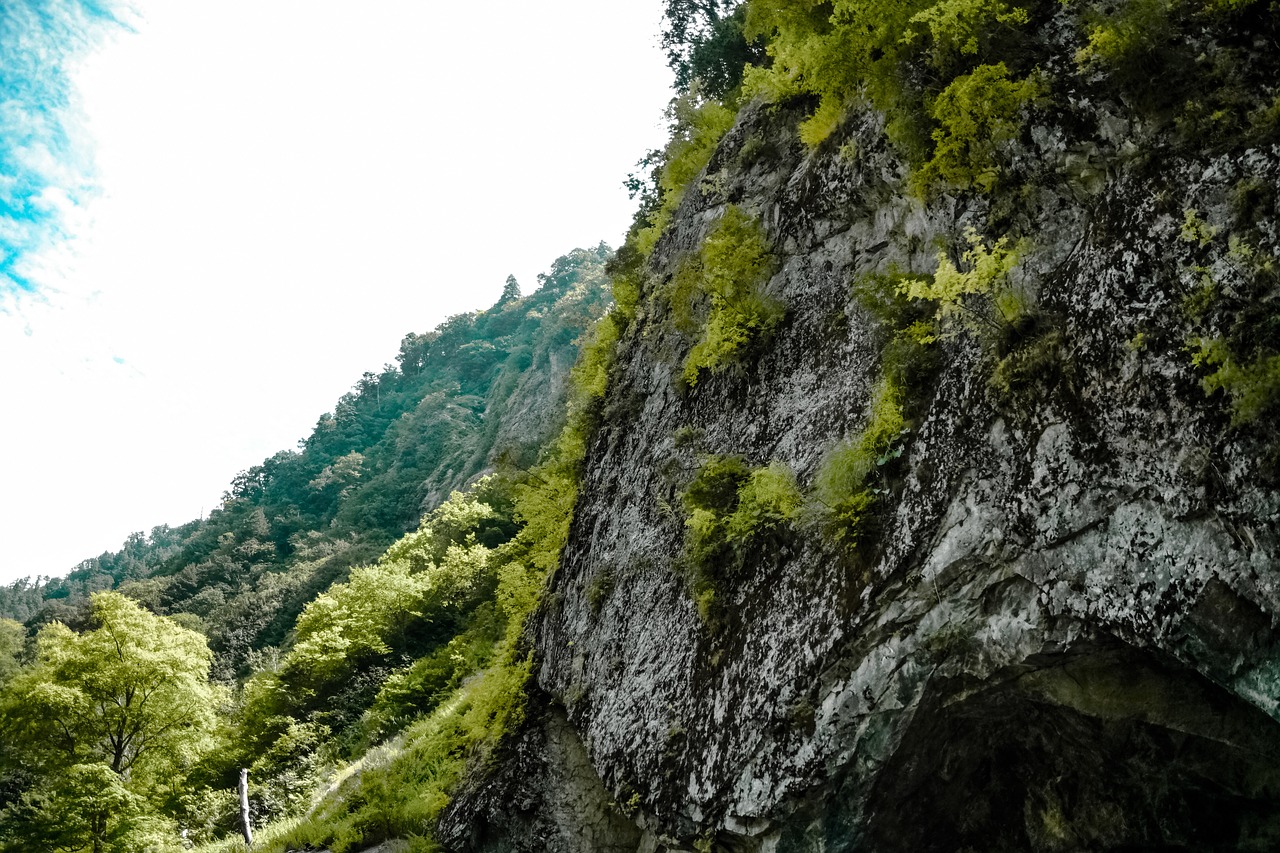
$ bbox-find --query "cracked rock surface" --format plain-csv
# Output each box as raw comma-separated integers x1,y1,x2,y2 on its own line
445,7,1280,850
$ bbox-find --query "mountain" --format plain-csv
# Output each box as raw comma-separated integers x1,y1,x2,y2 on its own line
4,0,1280,850
0,244,612,681
434,0,1280,850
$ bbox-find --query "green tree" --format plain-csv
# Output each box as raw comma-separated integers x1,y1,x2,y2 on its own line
0,592,221,852
500,274,521,301
0,620,22,688
662,0,763,97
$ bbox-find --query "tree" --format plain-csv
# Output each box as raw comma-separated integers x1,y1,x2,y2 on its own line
661,0,763,97
0,592,222,852
500,274,521,301
0,621,22,688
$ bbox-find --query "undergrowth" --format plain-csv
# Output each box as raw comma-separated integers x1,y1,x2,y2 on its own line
668,205,783,387
193,305,623,853
681,457,801,624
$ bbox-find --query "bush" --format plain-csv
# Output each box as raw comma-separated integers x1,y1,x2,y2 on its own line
681,457,802,623
898,227,1028,337
1191,338,1280,425
670,206,783,386
636,92,738,256
915,62,1041,193
813,379,907,548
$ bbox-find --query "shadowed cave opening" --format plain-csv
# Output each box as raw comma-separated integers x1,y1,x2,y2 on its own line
859,643,1280,852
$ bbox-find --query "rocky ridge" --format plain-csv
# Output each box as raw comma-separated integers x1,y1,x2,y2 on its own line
441,4,1280,850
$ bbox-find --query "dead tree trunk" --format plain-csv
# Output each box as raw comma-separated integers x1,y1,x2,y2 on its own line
239,768,253,848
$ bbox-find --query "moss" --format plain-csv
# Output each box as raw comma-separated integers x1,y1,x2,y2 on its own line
587,566,616,615
672,424,705,449
989,325,1069,407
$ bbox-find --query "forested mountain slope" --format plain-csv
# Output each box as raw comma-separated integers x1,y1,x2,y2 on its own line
0,245,611,680
4,0,1280,851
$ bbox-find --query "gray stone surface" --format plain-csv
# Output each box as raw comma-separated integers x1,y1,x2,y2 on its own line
447,9,1280,851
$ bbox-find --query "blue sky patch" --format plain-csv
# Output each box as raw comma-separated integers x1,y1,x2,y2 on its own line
0,1,121,296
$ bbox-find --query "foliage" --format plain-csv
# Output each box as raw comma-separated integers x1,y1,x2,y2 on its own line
916,63,1040,193
266,660,532,853
357,608,499,746
232,486,511,765
662,0,765,98
669,206,782,385
1180,207,1220,248
1190,338,1280,425
903,0,1030,66
2,248,613,682
741,0,1048,195
0,621,22,688
898,227,1028,336
682,457,801,622
0,592,220,779
635,92,738,256
0,592,221,853
199,301,623,852
0,763,179,853
1075,0,1175,69
813,379,907,548
1181,233,1280,429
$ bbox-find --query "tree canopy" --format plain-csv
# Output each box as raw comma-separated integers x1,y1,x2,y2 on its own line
0,592,221,852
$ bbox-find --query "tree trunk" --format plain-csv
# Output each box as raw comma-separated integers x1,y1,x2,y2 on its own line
239,768,253,847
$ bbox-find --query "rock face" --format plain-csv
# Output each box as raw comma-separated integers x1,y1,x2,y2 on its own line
447,6,1280,851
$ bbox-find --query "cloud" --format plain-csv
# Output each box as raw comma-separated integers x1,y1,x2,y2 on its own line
0,0,675,585
0,0,122,295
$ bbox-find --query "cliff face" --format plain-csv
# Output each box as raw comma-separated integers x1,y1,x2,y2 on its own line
444,4,1280,850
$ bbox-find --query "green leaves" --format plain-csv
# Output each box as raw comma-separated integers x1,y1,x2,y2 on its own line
673,206,783,386
0,593,221,852
898,227,1027,334
681,456,802,622
2,592,220,778
635,92,738,256
916,63,1041,192
1190,337,1280,426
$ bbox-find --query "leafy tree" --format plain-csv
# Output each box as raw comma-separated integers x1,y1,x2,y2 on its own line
500,274,521,301
661,0,763,97
0,764,171,853
0,592,221,852
0,621,22,688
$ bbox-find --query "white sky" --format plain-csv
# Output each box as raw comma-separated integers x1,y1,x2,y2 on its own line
0,0,673,584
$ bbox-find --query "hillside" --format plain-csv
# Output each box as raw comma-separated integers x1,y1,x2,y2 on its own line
0,245,611,681
3,0,1280,851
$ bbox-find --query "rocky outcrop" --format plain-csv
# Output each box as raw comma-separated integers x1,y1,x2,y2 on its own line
447,4,1280,850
